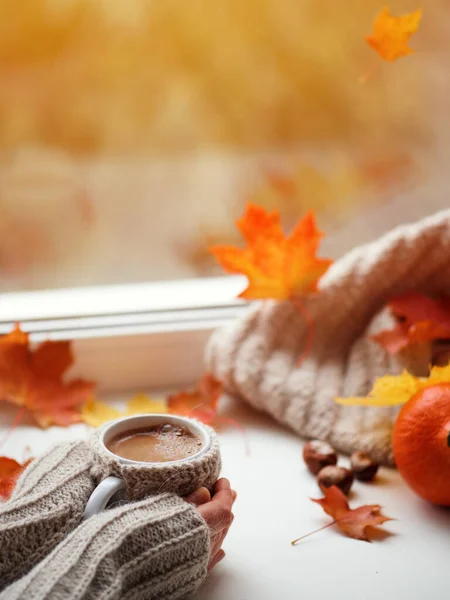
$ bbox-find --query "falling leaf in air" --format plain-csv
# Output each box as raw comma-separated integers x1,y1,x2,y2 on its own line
373,293,450,355
336,363,450,408
210,204,333,300
0,325,95,427
0,456,33,500
81,394,167,428
291,486,393,544
366,8,422,62
167,373,222,424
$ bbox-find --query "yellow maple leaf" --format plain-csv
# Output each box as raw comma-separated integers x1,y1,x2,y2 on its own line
125,393,167,415
336,363,450,407
81,399,122,428
366,7,422,62
81,394,168,428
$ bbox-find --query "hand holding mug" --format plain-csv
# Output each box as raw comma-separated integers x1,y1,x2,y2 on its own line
186,478,237,571
85,413,222,518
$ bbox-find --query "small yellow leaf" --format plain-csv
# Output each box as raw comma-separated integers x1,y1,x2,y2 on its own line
366,8,422,62
125,394,167,415
426,363,450,385
81,399,122,428
81,394,169,428
336,370,421,407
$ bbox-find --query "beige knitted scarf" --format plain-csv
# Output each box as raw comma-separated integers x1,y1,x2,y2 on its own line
206,209,450,466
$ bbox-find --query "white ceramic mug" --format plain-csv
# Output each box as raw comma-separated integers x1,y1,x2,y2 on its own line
83,413,213,520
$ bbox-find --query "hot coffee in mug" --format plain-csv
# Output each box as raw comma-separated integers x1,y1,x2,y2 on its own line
106,423,204,463
84,414,220,520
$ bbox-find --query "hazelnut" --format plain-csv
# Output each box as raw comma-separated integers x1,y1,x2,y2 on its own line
302,440,337,475
350,451,379,482
317,466,354,495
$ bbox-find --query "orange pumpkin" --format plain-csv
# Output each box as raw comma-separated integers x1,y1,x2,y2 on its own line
393,383,450,506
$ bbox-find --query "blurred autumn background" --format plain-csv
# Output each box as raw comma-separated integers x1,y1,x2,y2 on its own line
0,0,448,292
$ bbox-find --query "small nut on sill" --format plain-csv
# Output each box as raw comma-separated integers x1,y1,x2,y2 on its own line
317,466,354,495
302,440,337,475
350,451,379,482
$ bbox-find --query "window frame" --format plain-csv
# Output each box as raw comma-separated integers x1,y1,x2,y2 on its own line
0,275,249,392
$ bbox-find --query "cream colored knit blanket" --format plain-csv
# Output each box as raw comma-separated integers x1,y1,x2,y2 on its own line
206,210,450,466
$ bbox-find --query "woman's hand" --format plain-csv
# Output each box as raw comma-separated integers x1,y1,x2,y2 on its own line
186,478,236,571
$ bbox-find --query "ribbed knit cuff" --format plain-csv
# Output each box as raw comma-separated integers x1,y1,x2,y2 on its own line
0,441,94,591
2,493,210,600
90,421,222,499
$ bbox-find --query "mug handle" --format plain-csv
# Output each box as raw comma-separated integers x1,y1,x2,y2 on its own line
83,476,126,520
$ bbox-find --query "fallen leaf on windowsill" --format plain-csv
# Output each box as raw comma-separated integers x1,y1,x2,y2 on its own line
0,325,95,427
81,375,222,429
81,394,167,428
82,374,249,453
167,373,222,424
168,373,250,453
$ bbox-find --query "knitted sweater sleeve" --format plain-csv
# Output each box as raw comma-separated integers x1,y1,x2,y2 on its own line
0,440,95,590
2,493,211,600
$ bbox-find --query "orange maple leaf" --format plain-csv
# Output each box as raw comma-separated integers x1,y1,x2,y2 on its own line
0,456,33,500
0,325,95,427
210,204,333,300
292,486,394,544
373,293,450,354
167,373,222,425
366,7,422,62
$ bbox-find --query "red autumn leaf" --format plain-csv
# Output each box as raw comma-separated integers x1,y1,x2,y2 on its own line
0,456,33,500
0,325,95,427
168,374,250,454
292,486,393,544
167,373,222,424
0,325,29,403
390,293,450,324
373,293,450,354
210,204,333,300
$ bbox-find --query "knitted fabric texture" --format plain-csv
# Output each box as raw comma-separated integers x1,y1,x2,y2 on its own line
90,420,222,499
206,209,450,466
1,492,210,600
0,441,95,590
